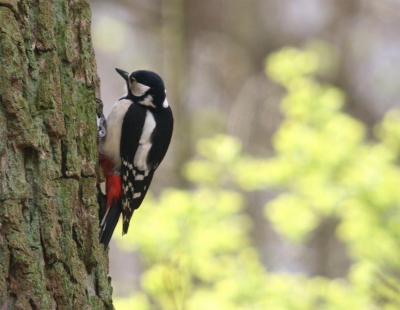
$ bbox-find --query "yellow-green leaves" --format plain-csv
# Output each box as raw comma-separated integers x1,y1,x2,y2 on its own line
183,135,242,185
115,187,250,308
267,47,320,85
266,194,319,243
114,43,400,309
375,110,400,156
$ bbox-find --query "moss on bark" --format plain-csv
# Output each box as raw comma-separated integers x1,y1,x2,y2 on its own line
0,1,113,309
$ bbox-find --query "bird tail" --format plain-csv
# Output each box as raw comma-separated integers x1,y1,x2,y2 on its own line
98,170,122,248
99,202,122,248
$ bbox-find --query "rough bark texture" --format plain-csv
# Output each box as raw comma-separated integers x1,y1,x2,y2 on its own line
0,0,113,309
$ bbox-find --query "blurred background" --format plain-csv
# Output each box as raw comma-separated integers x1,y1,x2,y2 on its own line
90,0,400,309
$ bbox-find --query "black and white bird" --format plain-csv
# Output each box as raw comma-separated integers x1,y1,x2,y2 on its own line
98,69,173,248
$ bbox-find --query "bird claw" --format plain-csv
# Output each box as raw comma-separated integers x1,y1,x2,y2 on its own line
96,98,107,139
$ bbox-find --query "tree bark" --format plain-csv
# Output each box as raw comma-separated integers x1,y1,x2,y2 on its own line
0,1,113,309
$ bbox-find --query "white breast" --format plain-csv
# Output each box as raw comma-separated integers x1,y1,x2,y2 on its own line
134,110,156,172
99,99,132,169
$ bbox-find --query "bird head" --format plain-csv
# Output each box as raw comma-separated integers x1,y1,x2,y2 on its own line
116,68,169,110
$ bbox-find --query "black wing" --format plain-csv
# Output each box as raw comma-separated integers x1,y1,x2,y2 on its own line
147,107,174,169
120,104,173,235
120,104,152,234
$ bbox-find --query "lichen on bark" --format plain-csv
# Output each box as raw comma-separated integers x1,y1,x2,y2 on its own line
0,1,112,309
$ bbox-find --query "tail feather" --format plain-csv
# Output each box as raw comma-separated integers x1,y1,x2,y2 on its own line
99,202,122,248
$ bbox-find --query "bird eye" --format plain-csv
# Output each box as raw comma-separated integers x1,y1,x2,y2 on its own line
130,76,136,83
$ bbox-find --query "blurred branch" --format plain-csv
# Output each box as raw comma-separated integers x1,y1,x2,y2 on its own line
161,0,192,187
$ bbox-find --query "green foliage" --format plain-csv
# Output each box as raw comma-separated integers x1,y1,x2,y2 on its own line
114,43,400,309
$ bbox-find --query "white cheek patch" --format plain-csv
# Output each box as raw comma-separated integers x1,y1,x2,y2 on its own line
131,82,150,96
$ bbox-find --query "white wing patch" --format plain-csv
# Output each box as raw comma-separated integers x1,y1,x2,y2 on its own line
134,110,156,172
135,174,144,181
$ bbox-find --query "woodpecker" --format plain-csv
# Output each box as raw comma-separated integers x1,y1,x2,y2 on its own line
98,69,173,247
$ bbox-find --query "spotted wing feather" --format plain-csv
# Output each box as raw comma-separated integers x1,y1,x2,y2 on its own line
120,103,152,234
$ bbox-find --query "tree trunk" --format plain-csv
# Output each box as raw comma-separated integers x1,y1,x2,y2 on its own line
0,1,113,309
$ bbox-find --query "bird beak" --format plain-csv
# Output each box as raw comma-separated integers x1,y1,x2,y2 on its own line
115,68,129,81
